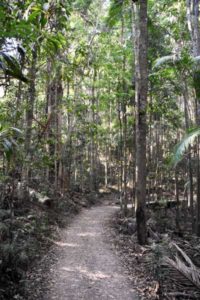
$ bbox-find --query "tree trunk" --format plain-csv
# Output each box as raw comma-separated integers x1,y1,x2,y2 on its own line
121,8,128,216
23,45,37,183
134,0,148,245
186,0,200,235
46,62,63,188
182,78,194,231
89,68,97,191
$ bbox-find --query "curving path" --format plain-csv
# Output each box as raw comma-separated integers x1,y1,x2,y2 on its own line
43,204,139,300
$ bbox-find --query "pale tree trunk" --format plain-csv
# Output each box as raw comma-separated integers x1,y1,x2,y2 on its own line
182,76,194,231
175,167,181,234
193,1,200,236
45,59,51,183
89,68,97,191
118,101,123,210
131,2,138,211
122,104,128,215
134,0,148,245
23,45,37,183
186,0,200,235
46,62,63,189
121,8,128,216
55,71,63,191
104,92,112,188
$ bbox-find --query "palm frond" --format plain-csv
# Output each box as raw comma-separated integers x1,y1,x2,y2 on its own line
0,126,22,161
0,51,28,83
154,54,200,71
193,56,200,63
163,242,200,291
106,0,123,27
153,55,178,69
172,127,200,167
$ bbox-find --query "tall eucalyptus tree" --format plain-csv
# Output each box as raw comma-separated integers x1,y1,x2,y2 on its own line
134,0,148,245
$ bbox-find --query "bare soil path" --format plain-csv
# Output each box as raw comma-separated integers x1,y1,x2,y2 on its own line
40,203,139,300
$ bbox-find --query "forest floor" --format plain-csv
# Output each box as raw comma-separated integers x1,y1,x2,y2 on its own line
110,204,200,300
0,189,99,299
3,192,199,300
24,198,139,300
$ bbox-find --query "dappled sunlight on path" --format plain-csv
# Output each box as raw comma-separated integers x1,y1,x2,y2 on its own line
44,205,139,300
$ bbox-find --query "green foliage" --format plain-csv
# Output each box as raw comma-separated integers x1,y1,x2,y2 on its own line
193,70,200,99
0,125,22,161
153,51,200,71
0,51,28,82
106,0,123,27
172,128,200,166
74,0,93,12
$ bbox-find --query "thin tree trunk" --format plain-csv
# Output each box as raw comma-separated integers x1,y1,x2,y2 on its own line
121,8,128,216
182,79,194,231
23,45,37,183
89,68,97,191
175,167,181,234
131,2,138,212
46,63,63,188
134,0,148,245
118,102,123,210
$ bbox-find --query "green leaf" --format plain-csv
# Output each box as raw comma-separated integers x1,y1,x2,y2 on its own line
28,11,41,22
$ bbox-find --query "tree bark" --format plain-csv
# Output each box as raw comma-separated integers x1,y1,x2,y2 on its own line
23,45,37,183
186,0,200,235
134,0,148,245
46,62,63,188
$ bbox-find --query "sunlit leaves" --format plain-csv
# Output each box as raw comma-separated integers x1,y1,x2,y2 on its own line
44,32,67,55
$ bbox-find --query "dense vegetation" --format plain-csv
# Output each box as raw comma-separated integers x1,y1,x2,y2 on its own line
1,0,200,299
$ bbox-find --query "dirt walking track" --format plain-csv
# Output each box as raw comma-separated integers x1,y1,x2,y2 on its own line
42,204,139,300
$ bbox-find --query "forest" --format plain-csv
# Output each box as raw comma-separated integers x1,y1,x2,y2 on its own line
1,0,200,299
